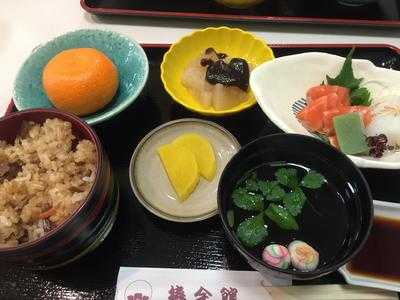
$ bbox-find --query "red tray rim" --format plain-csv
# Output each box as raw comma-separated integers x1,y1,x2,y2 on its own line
81,0,400,27
6,42,400,116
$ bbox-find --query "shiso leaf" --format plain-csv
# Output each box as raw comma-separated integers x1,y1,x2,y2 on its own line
326,48,363,91
350,87,372,106
236,214,268,247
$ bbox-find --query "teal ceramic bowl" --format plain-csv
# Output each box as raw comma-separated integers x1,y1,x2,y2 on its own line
13,29,149,125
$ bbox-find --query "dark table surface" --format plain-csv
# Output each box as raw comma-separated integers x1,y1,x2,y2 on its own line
0,45,399,299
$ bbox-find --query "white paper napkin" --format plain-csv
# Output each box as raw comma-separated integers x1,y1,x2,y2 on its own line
115,267,291,300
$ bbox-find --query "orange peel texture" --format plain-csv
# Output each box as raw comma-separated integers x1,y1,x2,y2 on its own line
43,48,119,116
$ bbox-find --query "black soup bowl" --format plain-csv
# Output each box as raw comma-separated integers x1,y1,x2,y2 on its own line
218,134,373,280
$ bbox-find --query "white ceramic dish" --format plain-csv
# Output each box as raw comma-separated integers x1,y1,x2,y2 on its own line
339,200,400,292
250,52,400,169
129,118,240,222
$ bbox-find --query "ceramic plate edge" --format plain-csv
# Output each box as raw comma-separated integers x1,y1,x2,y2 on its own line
129,118,241,223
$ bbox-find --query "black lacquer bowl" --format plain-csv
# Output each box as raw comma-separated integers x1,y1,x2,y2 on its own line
218,133,373,280
0,109,118,269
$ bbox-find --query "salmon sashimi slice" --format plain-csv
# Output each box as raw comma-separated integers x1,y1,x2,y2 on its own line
325,93,342,110
297,97,328,132
299,93,346,134
322,108,345,135
347,106,373,127
307,85,350,106
299,84,373,148
334,86,350,106
321,106,372,135
306,85,329,103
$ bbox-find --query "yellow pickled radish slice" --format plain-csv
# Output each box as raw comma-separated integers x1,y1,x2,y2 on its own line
157,143,199,201
172,133,216,181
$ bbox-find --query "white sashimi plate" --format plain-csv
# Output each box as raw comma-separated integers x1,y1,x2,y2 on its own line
250,52,400,169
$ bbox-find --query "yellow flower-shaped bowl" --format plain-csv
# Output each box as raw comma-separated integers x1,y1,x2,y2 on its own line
160,27,275,116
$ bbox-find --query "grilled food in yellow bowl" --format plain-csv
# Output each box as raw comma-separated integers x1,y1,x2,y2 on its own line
161,27,275,116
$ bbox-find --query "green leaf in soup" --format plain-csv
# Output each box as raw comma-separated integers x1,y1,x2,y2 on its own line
282,187,307,216
265,204,299,231
275,168,298,189
301,170,326,189
326,48,363,90
350,87,372,106
232,187,264,211
244,173,259,192
236,214,268,248
258,180,285,201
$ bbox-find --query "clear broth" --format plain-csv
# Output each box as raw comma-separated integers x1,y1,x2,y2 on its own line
230,162,350,271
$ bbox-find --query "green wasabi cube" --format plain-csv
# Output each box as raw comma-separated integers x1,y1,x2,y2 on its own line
333,112,368,155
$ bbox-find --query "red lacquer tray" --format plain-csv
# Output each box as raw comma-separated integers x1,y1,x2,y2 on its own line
81,0,400,27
